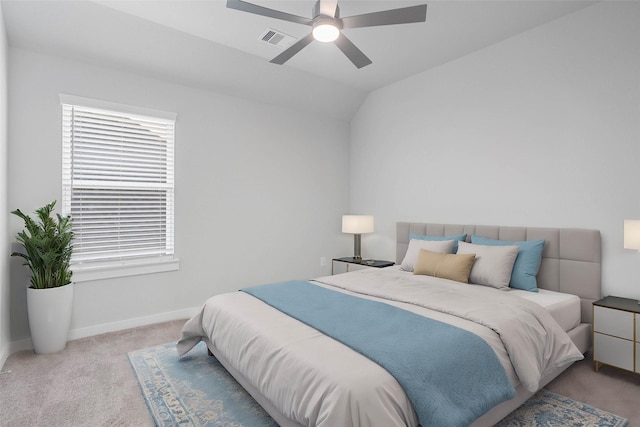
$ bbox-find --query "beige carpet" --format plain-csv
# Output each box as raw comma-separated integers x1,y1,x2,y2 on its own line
546,352,640,426
0,320,185,427
1,319,638,426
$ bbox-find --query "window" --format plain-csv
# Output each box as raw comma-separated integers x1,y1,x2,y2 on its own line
61,95,178,282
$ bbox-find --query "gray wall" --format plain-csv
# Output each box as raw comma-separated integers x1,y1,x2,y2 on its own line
350,2,640,300
6,48,351,348
0,1,9,366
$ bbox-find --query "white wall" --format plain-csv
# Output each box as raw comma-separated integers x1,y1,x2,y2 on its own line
7,48,351,348
350,2,640,299
0,1,10,366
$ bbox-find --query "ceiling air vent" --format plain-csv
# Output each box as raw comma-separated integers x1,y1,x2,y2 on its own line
259,28,296,48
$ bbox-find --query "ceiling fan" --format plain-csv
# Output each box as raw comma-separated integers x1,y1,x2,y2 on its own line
226,0,428,69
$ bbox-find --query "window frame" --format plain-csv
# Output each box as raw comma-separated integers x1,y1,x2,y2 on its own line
60,94,179,283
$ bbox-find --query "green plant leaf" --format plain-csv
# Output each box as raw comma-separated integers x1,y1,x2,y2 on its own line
11,201,74,289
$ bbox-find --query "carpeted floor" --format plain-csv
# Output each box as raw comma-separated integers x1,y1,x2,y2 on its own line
0,320,185,427
1,318,639,426
545,352,640,425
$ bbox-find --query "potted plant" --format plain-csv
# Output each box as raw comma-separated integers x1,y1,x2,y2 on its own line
11,201,74,354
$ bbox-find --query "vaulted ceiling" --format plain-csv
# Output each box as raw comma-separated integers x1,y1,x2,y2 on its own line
2,0,595,120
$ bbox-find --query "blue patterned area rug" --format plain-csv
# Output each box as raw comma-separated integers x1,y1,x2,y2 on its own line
496,389,628,427
128,342,277,427
129,342,628,427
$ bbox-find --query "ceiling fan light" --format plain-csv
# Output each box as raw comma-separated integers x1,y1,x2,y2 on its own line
312,23,340,43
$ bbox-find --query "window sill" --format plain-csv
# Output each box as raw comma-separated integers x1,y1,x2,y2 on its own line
71,257,180,283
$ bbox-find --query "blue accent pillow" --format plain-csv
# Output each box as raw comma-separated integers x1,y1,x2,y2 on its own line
470,235,545,292
409,233,467,253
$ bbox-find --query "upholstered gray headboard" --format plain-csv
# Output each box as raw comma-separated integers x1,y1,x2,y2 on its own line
397,222,602,324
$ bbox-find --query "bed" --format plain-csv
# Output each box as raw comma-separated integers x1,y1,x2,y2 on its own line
178,222,602,427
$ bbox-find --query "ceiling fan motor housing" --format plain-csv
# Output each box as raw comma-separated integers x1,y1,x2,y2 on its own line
313,15,343,31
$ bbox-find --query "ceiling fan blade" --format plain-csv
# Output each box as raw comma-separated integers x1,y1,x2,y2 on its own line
319,0,339,18
334,33,372,69
226,0,313,26
270,33,315,65
341,4,427,29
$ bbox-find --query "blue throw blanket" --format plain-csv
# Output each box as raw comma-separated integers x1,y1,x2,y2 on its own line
242,280,515,427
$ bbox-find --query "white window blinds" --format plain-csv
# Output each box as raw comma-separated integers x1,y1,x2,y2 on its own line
61,97,176,267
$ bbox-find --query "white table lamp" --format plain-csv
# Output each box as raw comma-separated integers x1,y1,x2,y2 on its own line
624,220,640,304
624,220,640,250
342,215,374,260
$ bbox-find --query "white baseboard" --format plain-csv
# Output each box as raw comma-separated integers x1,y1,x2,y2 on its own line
2,307,199,366
68,307,198,341
0,346,10,372
1,336,32,370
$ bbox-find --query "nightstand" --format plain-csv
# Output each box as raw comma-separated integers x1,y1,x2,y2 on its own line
332,257,394,275
592,296,640,374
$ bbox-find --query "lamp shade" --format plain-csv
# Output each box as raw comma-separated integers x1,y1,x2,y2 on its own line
624,220,640,250
342,215,374,234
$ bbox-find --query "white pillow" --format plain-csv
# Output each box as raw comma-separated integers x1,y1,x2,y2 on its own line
456,241,519,290
400,239,456,272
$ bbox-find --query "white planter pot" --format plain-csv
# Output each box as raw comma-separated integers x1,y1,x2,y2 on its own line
27,283,74,354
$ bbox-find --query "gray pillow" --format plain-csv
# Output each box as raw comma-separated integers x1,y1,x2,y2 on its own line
400,239,456,272
456,241,519,290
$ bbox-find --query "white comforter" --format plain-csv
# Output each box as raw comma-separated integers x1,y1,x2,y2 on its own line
177,268,583,427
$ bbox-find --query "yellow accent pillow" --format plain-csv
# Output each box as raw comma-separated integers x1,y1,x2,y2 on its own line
413,249,476,283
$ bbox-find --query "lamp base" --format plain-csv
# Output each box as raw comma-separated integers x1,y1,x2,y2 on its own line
353,234,362,259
